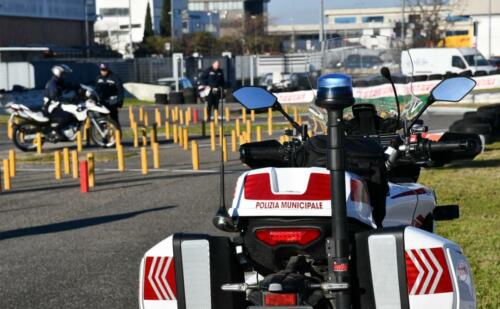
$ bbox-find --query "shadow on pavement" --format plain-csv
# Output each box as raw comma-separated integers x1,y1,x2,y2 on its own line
0,205,177,241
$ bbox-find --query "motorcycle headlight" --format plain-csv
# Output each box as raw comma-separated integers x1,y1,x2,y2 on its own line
85,90,92,98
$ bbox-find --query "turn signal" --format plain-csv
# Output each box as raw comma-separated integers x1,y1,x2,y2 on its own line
263,292,297,306
255,228,321,246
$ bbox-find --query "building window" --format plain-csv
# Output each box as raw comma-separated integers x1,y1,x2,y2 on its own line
447,15,470,22
334,17,356,24
100,8,129,17
362,16,384,23
208,1,243,11
188,2,205,11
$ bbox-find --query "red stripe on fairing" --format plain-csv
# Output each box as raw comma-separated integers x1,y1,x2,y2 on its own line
143,256,177,301
244,173,331,200
405,248,453,295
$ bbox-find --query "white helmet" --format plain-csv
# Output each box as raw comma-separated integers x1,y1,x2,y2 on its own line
51,64,72,78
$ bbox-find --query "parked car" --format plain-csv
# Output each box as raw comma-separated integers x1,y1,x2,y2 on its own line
489,56,500,69
343,54,384,69
157,77,194,91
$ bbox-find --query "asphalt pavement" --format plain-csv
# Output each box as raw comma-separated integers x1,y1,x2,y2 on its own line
0,104,471,308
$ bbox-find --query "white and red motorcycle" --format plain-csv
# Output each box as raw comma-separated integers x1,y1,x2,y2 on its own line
139,69,479,309
4,85,118,151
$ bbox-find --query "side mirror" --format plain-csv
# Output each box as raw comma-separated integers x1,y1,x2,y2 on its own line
233,86,277,110
430,77,476,103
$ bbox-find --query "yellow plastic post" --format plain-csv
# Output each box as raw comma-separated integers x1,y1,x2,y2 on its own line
144,112,149,127
235,118,241,137
141,147,148,175
87,153,95,187
63,148,70,175
165,106,170,121
152,143,160,169
71,150,79,178
8,149,16,178
246,120,252,142
36,133,42,154
139,106,144,122
214,109,219,126
117,145,125,172
223,137,228,162
54,151,62,180
242,108,247,122
210,121,216,151
76,131,83,152
225,107,230,122
165,121,171,140
83,119,90,142
185,109,190,127
183,128,189,151
203,107,208,122
2,159,11,190
115,130,122,148
231,130,237,153
268,107,273,136
142,127,148,146
129,106,134,122
238,133,245,146
173,124,178,143
256,126,262,142
284,104,289,114
132,122,139,148
178,126,184,148
294,107,299,122
191,140,199,170
155,108,162,127
174,106,179,122
7,121,13,140
251,110,255,122
150,126,157,144
179,109,184,125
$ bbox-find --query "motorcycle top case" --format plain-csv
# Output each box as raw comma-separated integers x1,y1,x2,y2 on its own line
139,234,245,309
355,226,476,309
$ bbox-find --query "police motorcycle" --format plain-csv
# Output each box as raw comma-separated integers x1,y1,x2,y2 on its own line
5,84,119,151
139,73,478,307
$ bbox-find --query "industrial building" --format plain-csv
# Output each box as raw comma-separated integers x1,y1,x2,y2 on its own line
0,0,96,49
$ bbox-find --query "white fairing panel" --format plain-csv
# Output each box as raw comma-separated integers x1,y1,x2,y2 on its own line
86,100,110,114
229,167,376,227
404,227,476,309
384,183,436,228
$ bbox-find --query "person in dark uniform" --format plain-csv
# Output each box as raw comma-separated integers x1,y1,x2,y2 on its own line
201,60,225,120
95,63,124,128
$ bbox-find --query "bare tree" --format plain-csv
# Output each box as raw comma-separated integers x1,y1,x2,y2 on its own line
407,0,464,47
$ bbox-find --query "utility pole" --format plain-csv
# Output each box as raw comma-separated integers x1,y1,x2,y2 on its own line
401,0,406,44
171,0,175,54
320,0,325,51
84,0,90,58
128,0,133,57
488,0,492,58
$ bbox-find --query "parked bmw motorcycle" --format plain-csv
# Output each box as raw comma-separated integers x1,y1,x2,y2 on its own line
4,85,118,151
139,71,478,308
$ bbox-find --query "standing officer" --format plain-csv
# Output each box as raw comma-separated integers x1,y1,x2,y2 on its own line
95,63,124,128
201,60,225,120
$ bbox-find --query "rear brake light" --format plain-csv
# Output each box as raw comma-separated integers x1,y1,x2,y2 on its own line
255,228,321,246
264,292,297,306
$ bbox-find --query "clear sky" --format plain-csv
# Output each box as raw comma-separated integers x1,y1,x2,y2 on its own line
268,0,403,25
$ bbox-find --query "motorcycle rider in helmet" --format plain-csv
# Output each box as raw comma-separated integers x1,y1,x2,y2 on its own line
44,64,82,139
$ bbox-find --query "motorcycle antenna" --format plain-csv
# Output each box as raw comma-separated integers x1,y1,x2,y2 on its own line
380,66,401,122
212,87,238,232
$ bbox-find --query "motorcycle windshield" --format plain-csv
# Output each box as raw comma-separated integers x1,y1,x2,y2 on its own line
309,36,422,132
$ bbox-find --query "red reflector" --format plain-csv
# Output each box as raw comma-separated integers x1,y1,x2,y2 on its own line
264,293,297,306
255,228,321,246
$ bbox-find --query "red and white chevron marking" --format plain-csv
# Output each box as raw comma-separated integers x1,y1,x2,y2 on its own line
405,248,453,295
143,256,177,300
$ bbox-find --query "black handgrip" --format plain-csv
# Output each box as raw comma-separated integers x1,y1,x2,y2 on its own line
428,141,468,152
239,140,287,168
